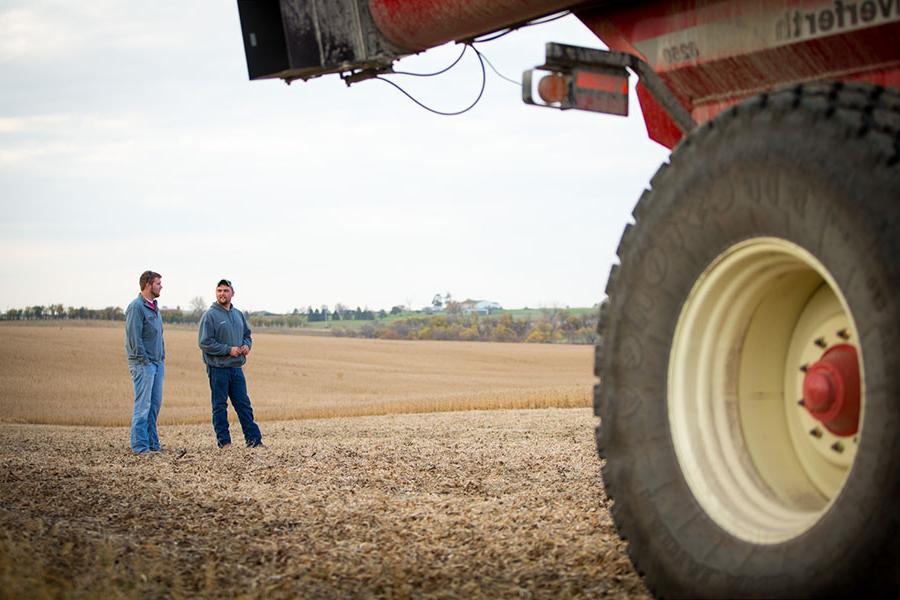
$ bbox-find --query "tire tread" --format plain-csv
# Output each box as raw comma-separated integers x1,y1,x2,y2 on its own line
595,81,900,598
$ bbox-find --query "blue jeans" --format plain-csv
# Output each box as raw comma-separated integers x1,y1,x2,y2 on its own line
208,367,262,447
129,361,164,453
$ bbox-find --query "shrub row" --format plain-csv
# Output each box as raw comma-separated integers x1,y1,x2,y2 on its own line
331,310,598,344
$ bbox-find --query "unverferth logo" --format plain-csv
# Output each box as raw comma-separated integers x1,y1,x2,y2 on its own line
776,0,900,41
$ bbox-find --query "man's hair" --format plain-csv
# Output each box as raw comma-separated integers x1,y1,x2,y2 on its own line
140,270,161,290
217,278,233,290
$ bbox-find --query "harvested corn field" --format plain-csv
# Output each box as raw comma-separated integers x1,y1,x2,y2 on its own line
0,323,592,426
0,409,649,599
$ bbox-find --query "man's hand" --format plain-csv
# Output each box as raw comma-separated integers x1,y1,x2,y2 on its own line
240,345,251,356
229,346,241,357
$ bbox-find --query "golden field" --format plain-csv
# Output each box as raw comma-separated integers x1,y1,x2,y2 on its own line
0,323,649,598
0,322,593,426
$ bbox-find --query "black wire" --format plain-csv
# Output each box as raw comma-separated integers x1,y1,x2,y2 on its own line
390,44,468,77
472,28,513,43
525,10,572,26
471,10,572,44
375,44,486,116
375,9,572,110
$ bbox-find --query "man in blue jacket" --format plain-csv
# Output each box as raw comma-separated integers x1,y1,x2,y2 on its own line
198,278,264,448
125,270,165,454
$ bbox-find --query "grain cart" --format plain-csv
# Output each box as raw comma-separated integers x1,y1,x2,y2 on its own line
236,1,899,596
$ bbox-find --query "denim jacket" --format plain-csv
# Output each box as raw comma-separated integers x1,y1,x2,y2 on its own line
198,302,252,368
125,294,165,365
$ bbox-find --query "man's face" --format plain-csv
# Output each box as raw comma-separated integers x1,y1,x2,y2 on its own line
148,277,162,299
216,285,234,306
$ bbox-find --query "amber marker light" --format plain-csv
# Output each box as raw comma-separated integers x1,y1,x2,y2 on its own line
538,73,569,104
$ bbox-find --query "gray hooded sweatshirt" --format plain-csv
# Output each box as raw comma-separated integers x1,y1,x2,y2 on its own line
198,302,252,368
125,294,165,365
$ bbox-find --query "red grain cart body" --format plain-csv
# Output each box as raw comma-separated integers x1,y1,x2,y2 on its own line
237,1,900,596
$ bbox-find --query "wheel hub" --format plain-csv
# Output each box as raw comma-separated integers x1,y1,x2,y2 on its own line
802,344,860,436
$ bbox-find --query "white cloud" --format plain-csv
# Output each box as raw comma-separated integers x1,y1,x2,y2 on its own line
0,113,69,133
0,2,190,62
0,7,75,60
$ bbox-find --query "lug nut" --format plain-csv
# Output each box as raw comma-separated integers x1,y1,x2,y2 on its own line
831,441,844,453
815,337,827,348
837,329,850,340
810,428,823,439
797,399,805,407
800,364,809,373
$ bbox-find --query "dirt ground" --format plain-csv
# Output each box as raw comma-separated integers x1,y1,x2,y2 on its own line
0,408,649,599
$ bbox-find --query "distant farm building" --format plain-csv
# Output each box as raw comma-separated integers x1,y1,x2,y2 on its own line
459,299,502,315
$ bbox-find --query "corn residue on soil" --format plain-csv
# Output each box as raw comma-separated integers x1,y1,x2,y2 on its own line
0,408,649,599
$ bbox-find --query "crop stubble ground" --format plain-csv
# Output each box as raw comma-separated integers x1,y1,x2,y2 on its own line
0,323,648,598
0,411,649,599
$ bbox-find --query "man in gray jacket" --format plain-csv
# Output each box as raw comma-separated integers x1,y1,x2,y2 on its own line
125,270,165,454
198,278,263,448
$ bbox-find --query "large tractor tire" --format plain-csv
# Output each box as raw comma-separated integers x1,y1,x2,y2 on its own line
595,82,899,597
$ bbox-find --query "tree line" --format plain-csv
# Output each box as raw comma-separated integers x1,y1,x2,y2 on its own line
4,305,126,321
331,309,599,344
2,304,202,324
303,304,388,322
1,303,379,329
3,303,600,344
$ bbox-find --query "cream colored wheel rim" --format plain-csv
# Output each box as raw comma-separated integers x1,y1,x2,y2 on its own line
668,238,863,544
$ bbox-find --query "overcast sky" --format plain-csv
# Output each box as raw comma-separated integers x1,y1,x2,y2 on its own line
0,1,669,313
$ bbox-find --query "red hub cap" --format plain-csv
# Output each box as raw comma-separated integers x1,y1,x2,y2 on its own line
802,344,861,436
